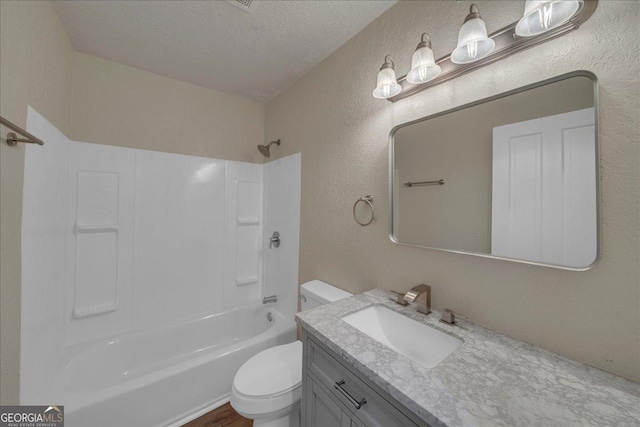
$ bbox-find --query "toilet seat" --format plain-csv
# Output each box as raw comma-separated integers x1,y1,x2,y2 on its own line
231,341,303,418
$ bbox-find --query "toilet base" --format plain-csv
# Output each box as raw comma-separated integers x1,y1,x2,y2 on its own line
253,407,300,427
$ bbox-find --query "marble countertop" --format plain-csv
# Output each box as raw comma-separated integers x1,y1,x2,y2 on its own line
296,289,640,427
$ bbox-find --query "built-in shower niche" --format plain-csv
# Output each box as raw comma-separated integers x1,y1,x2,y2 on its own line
73,171,120,319
224,164,264,306
66,142,134,345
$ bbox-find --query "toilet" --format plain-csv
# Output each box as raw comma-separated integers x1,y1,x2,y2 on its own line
230,280,352,427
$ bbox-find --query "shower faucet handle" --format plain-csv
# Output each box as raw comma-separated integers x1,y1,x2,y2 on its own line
269,231,281,249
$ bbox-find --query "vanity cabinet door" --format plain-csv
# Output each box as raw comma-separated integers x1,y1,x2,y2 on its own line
303,334,427,427
306,376,356,427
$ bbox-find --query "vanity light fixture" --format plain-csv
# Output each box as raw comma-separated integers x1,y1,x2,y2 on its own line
406,33,441,84
451,4,495,64
373,55,402,99
515,0,584,37
371,0,596,102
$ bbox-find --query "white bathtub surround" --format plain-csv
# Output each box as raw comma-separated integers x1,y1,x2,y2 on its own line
20,108,301,426
296,290,640,426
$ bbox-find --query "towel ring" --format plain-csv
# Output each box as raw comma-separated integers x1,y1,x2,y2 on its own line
353,195,374,226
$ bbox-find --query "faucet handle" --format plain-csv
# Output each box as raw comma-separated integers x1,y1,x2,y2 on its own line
440,308,457,325
390,291,408,306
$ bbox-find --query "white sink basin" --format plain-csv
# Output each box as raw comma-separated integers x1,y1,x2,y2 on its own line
341,306,462,369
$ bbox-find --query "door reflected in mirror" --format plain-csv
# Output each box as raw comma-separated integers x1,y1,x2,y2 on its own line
390,71,598,270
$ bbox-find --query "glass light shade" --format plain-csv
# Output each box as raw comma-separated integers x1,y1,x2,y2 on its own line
451,17,495,64
407,46,441,84
373,67,402,99
515,0,583,37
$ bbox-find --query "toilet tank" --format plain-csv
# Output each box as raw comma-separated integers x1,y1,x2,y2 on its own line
300,280,352,311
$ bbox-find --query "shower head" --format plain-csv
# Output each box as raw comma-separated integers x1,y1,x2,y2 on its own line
258,144,271,157
257,139,281,158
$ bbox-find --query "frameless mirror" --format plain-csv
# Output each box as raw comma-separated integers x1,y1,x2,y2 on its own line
390,71,599,270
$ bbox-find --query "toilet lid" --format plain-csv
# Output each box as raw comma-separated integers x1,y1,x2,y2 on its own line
233,341,303,398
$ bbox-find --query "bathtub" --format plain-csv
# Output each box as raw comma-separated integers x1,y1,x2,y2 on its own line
49,304,296,427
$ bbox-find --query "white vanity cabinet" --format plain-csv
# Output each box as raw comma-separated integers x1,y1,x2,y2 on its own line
302,330,430,427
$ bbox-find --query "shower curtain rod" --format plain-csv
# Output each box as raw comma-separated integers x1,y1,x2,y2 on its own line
1,115,44,146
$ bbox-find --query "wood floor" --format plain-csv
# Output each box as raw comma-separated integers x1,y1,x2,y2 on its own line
182,403,252,427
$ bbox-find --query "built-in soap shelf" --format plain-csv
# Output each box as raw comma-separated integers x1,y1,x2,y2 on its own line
235,216,260,288
73,303,118,319
236,276,259,286
237,217,260,226
74,224,119,234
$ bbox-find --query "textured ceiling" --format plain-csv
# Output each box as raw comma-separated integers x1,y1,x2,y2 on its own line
53,0,397,102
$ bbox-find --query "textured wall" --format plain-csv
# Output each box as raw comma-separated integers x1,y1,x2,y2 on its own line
266,0,640,380
71,53,264,163
0,1,74,405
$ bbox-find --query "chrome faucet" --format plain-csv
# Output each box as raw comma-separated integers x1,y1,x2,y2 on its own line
393,284,431,315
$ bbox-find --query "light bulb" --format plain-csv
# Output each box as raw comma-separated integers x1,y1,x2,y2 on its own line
373,56,402,99
516,0,583,37
407,33,441,85
451,4,495,64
